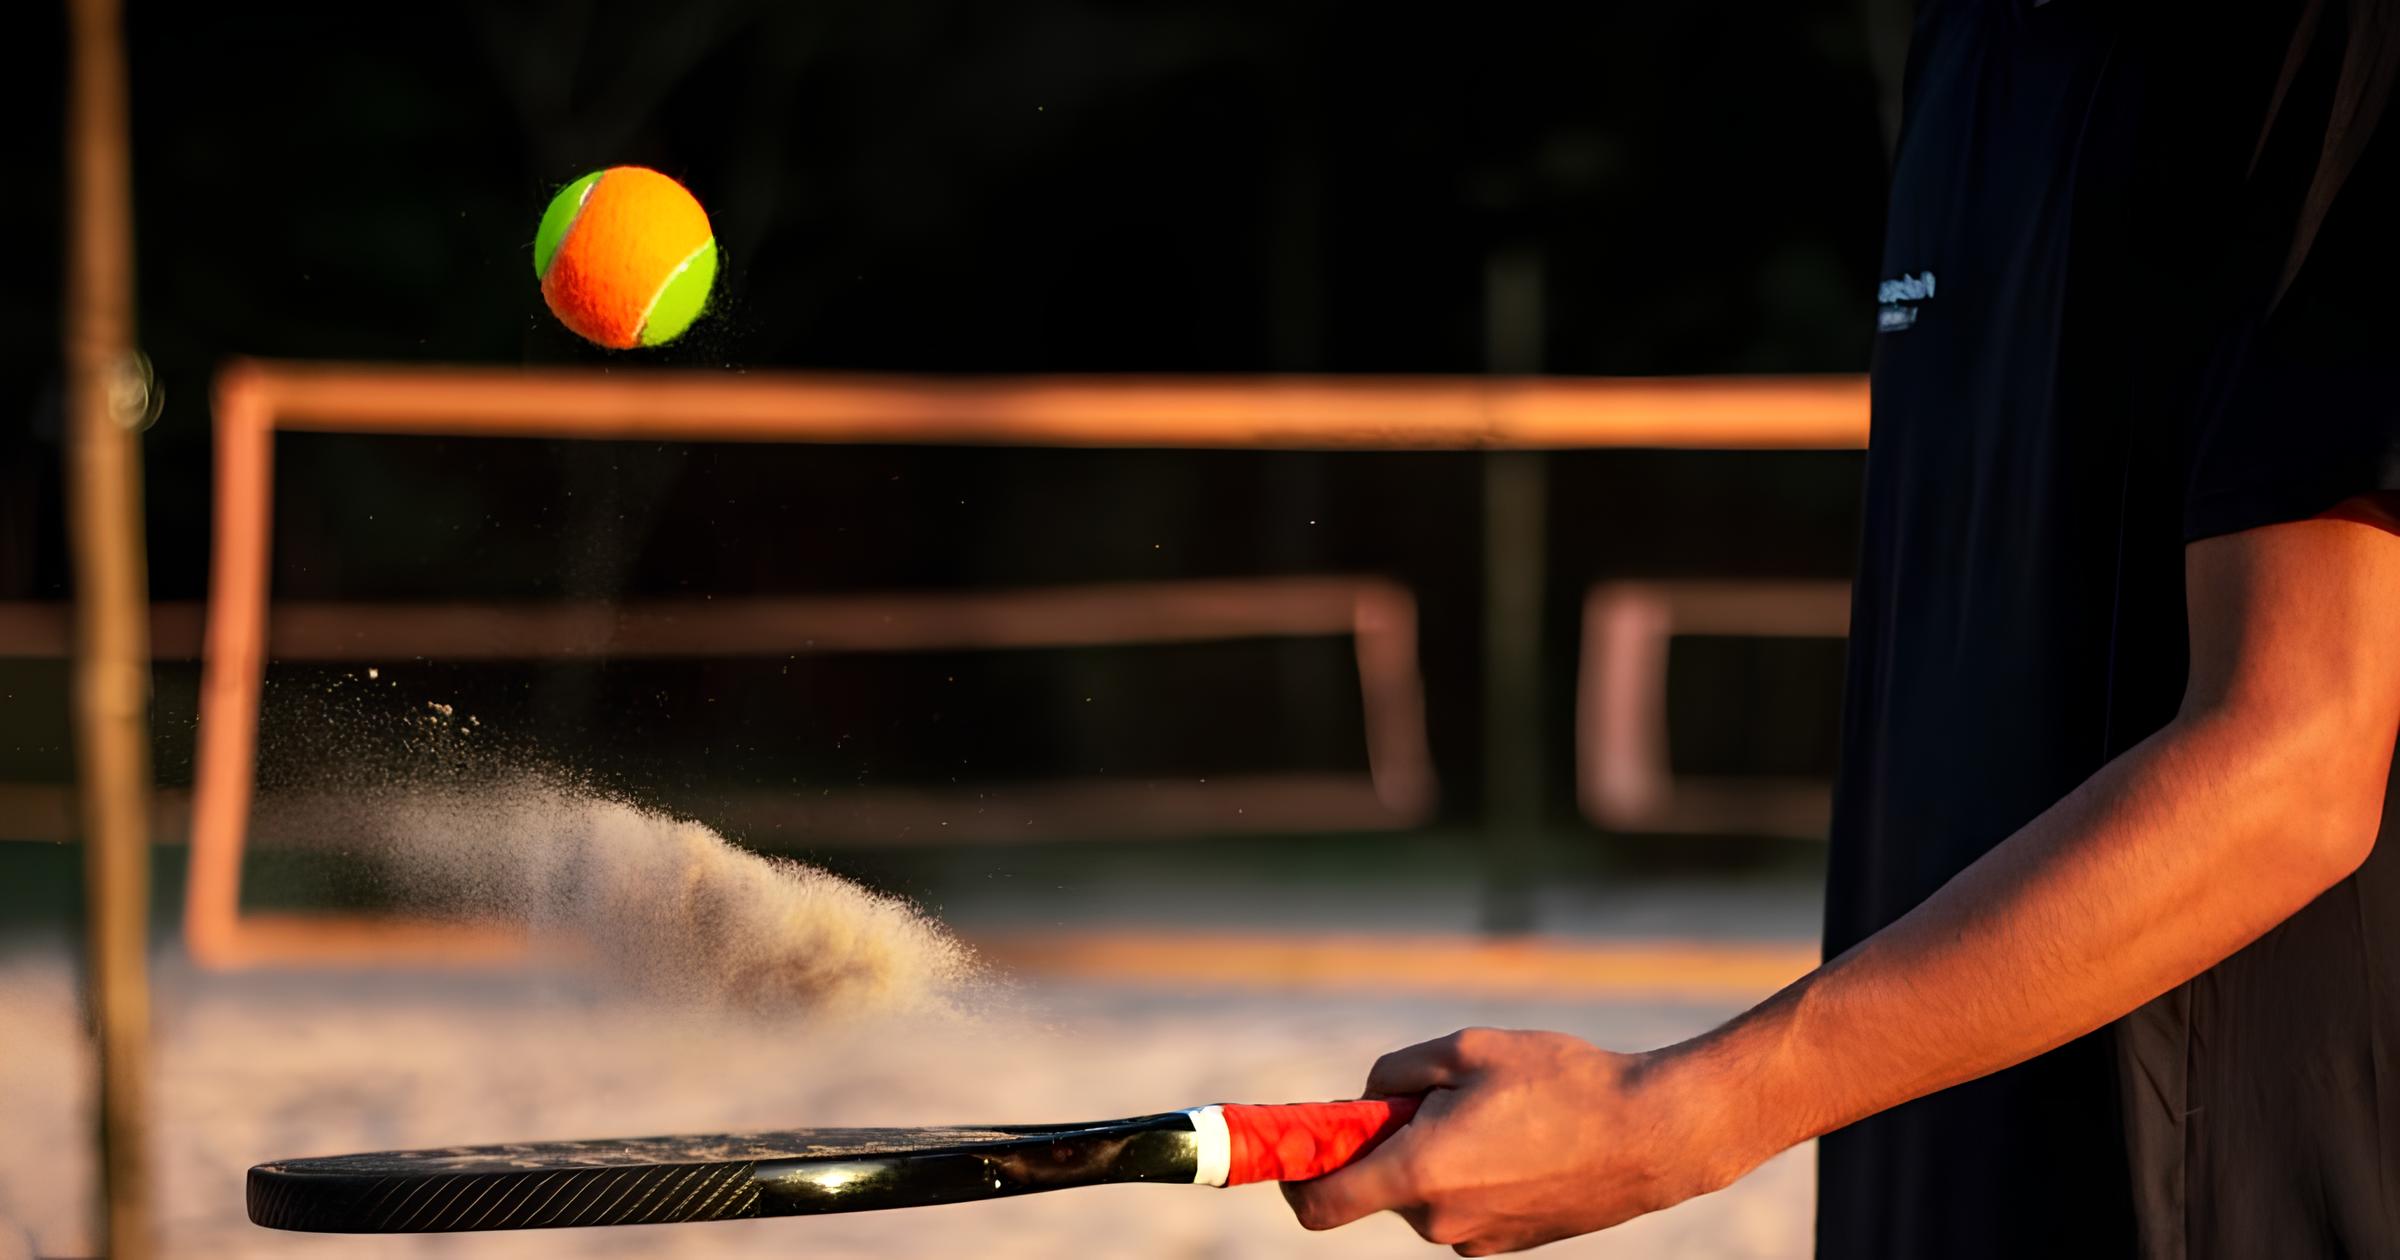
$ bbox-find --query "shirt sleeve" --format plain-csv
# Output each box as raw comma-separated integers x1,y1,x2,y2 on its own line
2183,114,2400,543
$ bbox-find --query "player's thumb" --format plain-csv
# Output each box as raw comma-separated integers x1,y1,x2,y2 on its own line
1279,1138,1420,1232
1363,1029,1486,1096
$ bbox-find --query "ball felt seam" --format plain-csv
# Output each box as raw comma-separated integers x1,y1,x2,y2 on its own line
531,170,603,281
638,237,718,347
536,167,715,349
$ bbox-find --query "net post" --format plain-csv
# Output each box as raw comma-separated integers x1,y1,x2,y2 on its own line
1478,246,1549,934
1479,451,1548,933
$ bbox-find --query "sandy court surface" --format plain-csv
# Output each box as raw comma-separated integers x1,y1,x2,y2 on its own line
0,946,1814,1259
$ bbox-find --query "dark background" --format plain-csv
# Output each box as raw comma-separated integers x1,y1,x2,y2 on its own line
2,1,1898,906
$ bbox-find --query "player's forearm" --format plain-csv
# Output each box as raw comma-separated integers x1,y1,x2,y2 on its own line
1658,701,2391,1169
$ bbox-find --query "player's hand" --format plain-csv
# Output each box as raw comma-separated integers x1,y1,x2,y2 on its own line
1280,1027,1771,1255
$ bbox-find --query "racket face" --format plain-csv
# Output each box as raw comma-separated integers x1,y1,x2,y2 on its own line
248,1115,1201,1233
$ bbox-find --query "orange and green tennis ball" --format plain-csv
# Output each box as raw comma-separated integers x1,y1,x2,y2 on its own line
533,166,718,349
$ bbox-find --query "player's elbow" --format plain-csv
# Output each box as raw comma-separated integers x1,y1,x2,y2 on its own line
2196,695,2394,893
2300,793,2383,889
2272,721,2391,890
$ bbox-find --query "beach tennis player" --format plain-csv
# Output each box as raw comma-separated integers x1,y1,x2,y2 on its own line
1286,7,2400,1256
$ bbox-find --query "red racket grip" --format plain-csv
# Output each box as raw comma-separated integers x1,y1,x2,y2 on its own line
1209,1098,1420,1186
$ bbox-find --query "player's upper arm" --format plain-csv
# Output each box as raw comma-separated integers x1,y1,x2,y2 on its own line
2182,493,2400,869
2174,91,2398,864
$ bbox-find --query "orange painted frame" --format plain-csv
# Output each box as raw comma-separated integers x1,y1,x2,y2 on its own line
189,362,1868,968
1577,580,1854,839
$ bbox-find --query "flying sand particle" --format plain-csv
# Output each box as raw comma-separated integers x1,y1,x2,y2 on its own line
249,683,982,1020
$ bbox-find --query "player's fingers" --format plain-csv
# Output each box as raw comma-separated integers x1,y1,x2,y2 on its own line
1280,1138,1423,1232
1363,1027,1495,1096
1455,1224,1569,1256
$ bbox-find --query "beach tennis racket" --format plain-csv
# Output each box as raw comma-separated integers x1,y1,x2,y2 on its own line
249,1097,1417,1233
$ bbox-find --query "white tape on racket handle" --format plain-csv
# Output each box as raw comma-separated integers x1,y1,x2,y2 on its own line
1185,1105,1231,1187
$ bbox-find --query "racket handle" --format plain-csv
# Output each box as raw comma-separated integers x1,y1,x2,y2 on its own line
1188,1098,1420,1187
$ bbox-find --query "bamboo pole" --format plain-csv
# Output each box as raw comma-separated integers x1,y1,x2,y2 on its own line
64,0,153,1253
